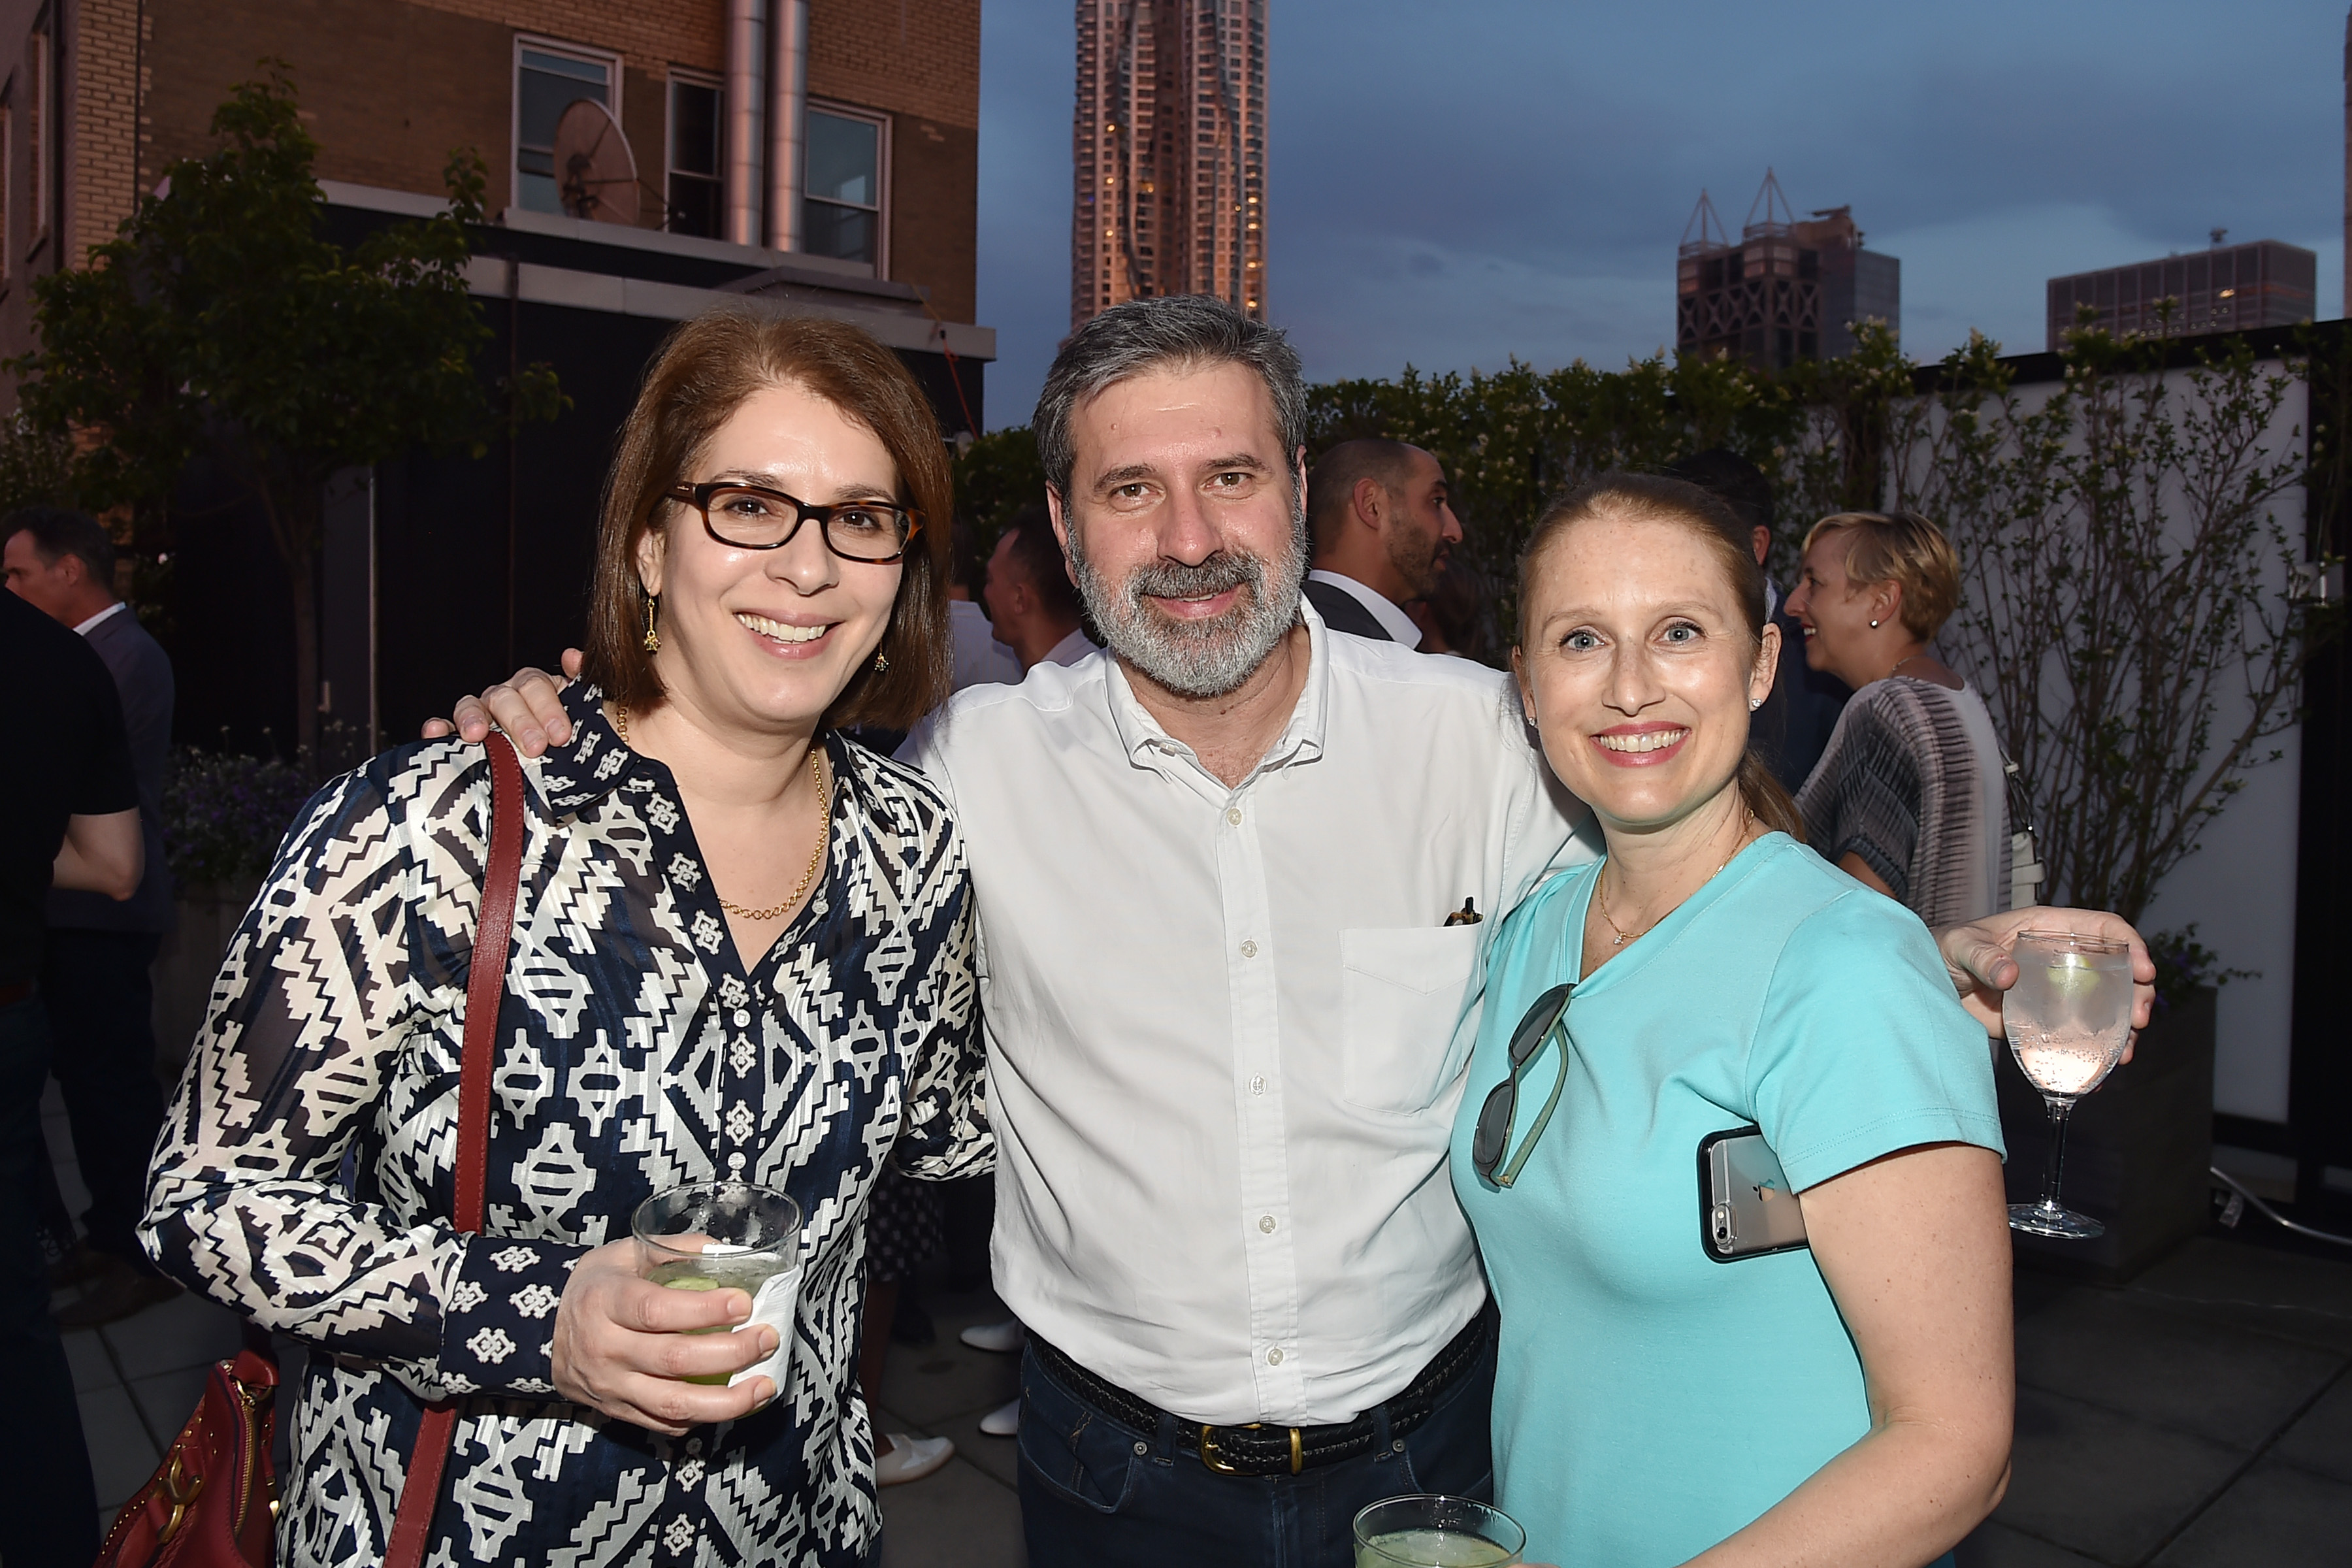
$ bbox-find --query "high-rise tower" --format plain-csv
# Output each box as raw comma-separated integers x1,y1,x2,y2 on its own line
1072,0,1268,331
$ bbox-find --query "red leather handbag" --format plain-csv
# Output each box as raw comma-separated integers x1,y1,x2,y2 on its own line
95,733,526,1568
93,1332,278,1567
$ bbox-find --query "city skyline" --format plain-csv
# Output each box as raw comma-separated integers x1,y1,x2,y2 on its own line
979,0,2349,428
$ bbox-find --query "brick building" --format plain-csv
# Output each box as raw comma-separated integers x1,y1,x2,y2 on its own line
1071,0,1267,331
0,0,993,751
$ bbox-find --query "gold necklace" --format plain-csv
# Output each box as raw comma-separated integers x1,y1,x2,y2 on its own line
1595,811,1757,949
1888,651,1929,679
612,704,832,923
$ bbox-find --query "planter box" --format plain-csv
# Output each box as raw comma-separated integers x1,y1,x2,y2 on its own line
150,877,263,1082
1995,985,2215,1285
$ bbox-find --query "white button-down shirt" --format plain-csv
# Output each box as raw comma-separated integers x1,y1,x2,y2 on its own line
904,604,1595,1425
1306,568,1424,648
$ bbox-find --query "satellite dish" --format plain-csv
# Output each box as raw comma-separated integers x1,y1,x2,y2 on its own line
551,99,640,225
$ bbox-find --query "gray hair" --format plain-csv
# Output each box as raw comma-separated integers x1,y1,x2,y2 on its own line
1032,296,1309,499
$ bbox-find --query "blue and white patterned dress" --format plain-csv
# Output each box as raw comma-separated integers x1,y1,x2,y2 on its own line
142,682,989,1567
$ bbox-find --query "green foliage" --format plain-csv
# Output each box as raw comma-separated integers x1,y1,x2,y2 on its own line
1305,351,1803,636
2145,924,2256,1012
7,64,564,763
159,740,318,887
1317,314,2337,923
952,425,1047,550
0,414,76,515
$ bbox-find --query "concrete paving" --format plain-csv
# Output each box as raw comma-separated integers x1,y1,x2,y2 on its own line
39,1070,2352,1566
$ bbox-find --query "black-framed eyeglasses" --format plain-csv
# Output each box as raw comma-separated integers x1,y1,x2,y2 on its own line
667,481,923,564
1471,982,1575,1188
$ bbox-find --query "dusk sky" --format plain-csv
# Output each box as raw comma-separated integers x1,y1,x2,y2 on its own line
972,0,2349,429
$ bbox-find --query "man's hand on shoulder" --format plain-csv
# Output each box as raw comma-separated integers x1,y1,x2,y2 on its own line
1934,906,2155,1058
418,650,584,758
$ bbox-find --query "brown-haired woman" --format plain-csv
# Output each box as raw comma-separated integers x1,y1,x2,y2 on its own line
1451,473,2014,1568
141,308,988,1567
1786,510,2015,926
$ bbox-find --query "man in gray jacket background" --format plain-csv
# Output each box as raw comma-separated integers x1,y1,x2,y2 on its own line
3,508,179,1324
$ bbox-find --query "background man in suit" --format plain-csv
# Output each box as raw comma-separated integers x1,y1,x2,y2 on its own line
1665,449,1850,792
1301,438,1461,644
984,505,1096,671
3,508,180,1326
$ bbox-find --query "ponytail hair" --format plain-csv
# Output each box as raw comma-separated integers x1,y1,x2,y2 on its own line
1518,471,1807,845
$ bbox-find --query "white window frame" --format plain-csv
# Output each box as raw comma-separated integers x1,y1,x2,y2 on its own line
802,99,889,277
27,25,50,253
510,35,623,216
664,68,723,239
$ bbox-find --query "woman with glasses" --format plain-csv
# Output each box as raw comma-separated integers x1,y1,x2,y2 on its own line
1450,474,2013,1568
141,310,988,1567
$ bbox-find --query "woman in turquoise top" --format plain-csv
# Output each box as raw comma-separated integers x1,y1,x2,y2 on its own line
1452,474,2014,1568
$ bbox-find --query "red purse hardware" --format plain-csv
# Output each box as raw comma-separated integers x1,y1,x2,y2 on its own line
93,1325,280,1567
382,729,525,1568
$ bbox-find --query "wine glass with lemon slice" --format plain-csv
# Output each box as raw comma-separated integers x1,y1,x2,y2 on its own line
2004,931,2134,1239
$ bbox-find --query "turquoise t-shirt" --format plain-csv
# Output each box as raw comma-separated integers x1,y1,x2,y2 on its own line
1448,834,2003,1568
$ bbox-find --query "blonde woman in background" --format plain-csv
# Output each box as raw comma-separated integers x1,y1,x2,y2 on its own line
1786,510,2015,926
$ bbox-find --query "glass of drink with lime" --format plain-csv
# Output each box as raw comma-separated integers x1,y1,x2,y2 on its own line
634,1181,804,1389
1353,1495,1526,1566
2003,930,2134,1240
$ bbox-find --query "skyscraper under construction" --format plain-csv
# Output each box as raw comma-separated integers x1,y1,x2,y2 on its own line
1676,171,1900,371
1071,0,1268,331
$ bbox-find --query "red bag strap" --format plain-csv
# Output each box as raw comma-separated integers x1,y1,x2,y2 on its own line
385,731,525,1568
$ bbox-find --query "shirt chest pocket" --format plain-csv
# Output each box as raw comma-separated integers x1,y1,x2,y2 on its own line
1339,926,1481,1115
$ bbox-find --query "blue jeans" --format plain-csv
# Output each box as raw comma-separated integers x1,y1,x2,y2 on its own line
1018,1331,1496,1568
0,990,100,1565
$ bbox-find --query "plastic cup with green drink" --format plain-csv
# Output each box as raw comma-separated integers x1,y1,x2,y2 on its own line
634,1181,804,1390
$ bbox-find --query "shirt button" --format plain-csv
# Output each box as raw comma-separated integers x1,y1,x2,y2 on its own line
727,1152,746,1173
1226,806,1243,826
1240,939,1258,958
1258,1215,1276,1234
1266,1347,1284,1366
732,1009,751,1028
1250,1075,1266,1096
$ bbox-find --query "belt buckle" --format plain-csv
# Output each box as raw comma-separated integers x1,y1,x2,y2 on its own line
1197,1422,1305,1476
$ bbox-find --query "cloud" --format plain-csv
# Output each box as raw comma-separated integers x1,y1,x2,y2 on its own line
975,0,2349,427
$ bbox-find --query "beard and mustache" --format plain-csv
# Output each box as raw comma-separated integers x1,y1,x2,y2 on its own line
1066,487,1310,700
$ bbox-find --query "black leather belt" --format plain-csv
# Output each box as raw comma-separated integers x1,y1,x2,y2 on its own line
1030,1304,1494,1479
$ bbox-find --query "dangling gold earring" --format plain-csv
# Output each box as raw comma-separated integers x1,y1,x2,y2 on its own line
642,589,661,653
873,650,890,673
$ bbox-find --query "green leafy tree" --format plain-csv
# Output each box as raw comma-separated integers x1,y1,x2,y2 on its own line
1306,352,1799,640
952,425,1047,552
9,65,563,762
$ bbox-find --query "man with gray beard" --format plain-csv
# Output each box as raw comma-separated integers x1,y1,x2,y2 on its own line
436,296,2152,1568
895,298,1581,1564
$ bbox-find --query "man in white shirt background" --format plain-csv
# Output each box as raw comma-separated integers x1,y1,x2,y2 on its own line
443,298,2153,1568
1301,437,1462,646
947,518,1024,690
981,506,1096,672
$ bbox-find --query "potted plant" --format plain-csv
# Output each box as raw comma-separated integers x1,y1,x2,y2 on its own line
151,740,319,1077
1877,320,2338,1281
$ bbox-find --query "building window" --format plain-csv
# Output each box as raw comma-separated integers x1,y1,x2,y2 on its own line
804,104,887,269
666,73,721,238
27,26,49,248
513,40,619,216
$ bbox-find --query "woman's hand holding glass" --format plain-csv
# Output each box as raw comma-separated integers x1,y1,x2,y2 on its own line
549,1237,779,1435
